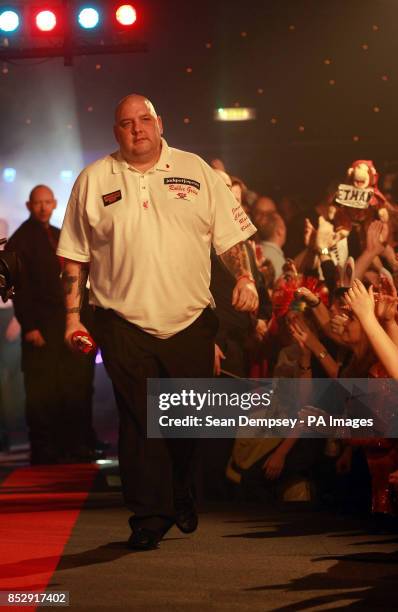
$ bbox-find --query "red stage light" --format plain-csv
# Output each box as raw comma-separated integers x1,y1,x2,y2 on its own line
35,10,57,32
115,4,137,26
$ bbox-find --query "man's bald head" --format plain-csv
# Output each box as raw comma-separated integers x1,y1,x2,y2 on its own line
26,184,57,227
114,94,157,123
253,196,276,215
256,211,286,247
113,93,163,169
29,184,55,203
251,195,277,228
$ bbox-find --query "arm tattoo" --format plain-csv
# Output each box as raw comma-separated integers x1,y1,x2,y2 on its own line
62,274,78,295
78,268,88,307
62,266,89,312
219,242,251,279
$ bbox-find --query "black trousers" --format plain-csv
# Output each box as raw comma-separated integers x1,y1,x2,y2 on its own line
22,315,96,463
94,307,218,518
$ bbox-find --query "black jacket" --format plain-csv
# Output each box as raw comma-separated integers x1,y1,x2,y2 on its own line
5,218,64,333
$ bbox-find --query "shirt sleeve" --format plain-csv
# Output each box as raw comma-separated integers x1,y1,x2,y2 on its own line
209,174,257,255
56,174,91,262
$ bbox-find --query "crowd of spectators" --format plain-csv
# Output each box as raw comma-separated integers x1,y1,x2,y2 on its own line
210,158,398,527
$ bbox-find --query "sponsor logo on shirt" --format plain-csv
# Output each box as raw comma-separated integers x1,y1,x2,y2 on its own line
164,177,200,202
164,177,200,190
232,205,251,231
102,190,122,206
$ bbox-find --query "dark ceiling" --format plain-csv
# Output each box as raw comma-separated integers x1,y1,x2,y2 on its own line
1,0,398,209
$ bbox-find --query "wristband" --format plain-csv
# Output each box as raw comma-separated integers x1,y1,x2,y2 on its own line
318,349,328,360
236,274,255,284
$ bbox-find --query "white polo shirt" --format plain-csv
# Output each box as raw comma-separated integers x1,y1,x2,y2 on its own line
57,139,256,338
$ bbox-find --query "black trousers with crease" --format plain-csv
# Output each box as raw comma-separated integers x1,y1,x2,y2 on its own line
94,306,217,518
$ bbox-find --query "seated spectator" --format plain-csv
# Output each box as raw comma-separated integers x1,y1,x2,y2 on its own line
237,435,324,503
251,195,277,231
255,211,287,279
230,176,251,215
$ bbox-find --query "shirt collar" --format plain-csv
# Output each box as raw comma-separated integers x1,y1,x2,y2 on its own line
261,241,284,256
155,138,172,171
111,138,172,174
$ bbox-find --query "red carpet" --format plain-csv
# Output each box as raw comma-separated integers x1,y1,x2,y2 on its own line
0,464,98,610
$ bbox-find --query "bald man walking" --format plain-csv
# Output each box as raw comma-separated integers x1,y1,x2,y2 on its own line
58,94,259,550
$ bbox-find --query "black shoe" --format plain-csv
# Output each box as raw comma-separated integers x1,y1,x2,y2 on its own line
127,526,163,551
94,439,110,460
95,439,111,452
175,495,198,534
127,516,174,551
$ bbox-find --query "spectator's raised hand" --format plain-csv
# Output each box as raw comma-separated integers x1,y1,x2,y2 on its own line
289,318,310,350
289,317,319,354
255,318,269,341
344,278,375,321
374,275,398,322
330,312,349,336
315,216,335,251
381,244,398,274
295,286,320,307
366,220,388,256
304,217,316,248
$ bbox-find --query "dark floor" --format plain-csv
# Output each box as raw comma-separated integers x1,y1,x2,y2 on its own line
52,495,398,610
1,454,398,611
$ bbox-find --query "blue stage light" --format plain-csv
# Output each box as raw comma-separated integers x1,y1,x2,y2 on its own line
0,10,20,33
60,170,73,181
78,7,100,29
3,168,16,183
